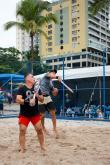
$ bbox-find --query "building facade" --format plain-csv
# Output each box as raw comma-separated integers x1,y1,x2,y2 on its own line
16,14,39,53
39,0,110,69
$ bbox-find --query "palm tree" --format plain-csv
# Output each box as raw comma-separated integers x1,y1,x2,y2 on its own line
4,0,58,73
89,0,110,15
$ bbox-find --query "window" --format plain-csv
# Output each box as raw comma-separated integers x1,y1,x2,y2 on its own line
92,63,94,67
82,62,86,67
88,55,91,59
60,46,63,49
46,59,52,63
60,40,63,44
59,58,65,61
48,30,52,35
72,31,77,35
67,57,71,60
60,28,63,32
54,65,57,69
48,36,52,40
72,0,77,3
60,34,63,38
67,63,71,67
82,55,86,58
48,42,52,46
72,56,80,60
101,15,105,21
72,63,80,68
48,24,52,29
48,48,52,52
54,59,57,62
72,6,77,13
82,49,86,52
72,24,77,29
49,66,52,69
72,37,77,42
60,9,63,14
60,16,63,19
94,57,97,61
88,62,91,67
60,22,63,26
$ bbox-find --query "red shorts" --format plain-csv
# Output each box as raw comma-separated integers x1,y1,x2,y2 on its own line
18,115,41,127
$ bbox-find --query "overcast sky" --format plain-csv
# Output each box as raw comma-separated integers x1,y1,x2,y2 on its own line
0,0,20,48
0,0,54,48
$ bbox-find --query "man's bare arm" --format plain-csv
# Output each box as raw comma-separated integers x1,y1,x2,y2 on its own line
35,93,44,103
16,95,24,105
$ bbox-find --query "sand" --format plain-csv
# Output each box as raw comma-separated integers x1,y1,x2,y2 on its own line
0,118,110,165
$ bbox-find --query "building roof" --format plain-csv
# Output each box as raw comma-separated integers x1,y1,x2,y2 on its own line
0,74,24,83
35,65,110,80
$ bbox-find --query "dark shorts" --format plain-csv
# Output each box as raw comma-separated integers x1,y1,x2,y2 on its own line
18,115,41,127
38,101,56,113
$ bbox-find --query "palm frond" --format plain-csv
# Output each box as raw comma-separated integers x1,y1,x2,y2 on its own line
17,0,37,21
35,1,50,14
89,0,110,15
45,13,58,24
37,29,48,39
4,21,25,30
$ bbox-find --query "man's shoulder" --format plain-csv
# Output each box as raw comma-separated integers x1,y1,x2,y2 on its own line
17,85,26,93
41,74,48,81
42,73,48,78
20,84,26,90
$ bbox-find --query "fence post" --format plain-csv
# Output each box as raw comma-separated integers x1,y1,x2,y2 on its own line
62,57,65,115
102,49,106,118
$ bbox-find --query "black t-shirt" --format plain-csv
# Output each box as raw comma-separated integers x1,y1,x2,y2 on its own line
17,85,41,117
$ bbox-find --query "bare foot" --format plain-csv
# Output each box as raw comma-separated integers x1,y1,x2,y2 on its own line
53,130,59,139
41,146,46,151
41,146,47,156
18,148,26,153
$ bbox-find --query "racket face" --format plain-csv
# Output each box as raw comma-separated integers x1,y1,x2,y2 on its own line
34,79,40,92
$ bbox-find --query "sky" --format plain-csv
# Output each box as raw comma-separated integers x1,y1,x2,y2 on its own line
0,0,20,48
0,0,54,48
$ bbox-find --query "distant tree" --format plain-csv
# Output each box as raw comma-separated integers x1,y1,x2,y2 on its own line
0,47,22,73
22,44,49,75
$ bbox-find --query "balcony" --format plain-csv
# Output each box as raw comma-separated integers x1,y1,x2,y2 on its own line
88,16,100,25
88,23,100,31
88,40,106,51
88,30,100,38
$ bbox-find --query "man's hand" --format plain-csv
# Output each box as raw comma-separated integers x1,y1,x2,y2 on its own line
57,76,62,82
35,93,44,103
29,98,35,106
52,88,58,96
16,95,24,105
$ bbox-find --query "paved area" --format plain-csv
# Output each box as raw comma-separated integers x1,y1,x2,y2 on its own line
0,103,19,116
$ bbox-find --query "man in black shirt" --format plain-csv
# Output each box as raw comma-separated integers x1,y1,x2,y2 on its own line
16,73,45,153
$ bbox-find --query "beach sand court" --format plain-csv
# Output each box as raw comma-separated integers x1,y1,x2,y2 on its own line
0,118,110,165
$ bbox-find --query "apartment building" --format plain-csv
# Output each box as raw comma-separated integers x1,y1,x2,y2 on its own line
16,15,39,53
39,0,110,69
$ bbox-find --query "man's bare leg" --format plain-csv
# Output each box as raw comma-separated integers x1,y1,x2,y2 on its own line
50,110,59,139
40,113,49,135
34,120,46,151
19,124,27,153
